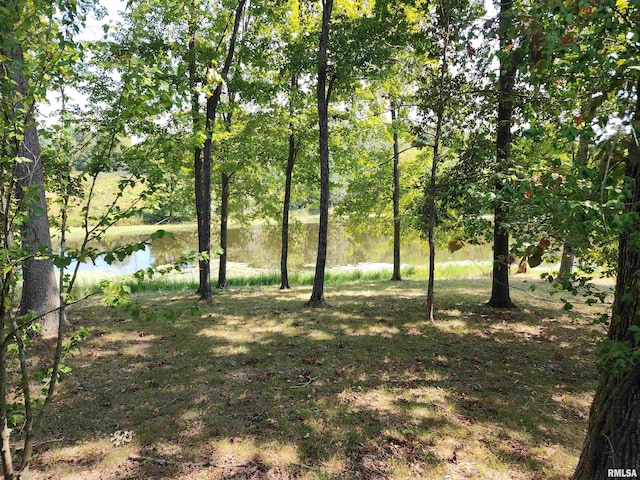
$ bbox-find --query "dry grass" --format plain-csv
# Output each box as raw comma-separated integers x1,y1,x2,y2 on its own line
27,277,609,479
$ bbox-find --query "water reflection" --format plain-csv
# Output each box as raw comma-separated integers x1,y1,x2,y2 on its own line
61,223,493,276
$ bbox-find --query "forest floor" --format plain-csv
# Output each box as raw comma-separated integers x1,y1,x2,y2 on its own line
29,276,610,479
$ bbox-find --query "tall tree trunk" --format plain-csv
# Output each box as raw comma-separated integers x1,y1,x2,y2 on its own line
425,10,450,322
390,105,402,282
196,0,245,300
558,102,599,280
0,186,14,480
281,73,298,290
217,92,236,290
0,328,14,479
188,3,210,300
308,0,334,307
572,79,640,479
488,0,516,309
217,171,230,289
280,142,295,289
280,131,297,287
16,124,61,336
6,42,61,336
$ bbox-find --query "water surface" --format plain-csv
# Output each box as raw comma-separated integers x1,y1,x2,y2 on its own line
62,222,493,278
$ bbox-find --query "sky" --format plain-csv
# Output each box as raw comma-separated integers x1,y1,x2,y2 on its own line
41,1,125,121
80,0,125,42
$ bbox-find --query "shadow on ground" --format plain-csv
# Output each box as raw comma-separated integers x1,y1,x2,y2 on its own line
28,277,606,479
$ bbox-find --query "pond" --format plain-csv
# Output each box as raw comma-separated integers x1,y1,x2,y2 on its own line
61,222,494,279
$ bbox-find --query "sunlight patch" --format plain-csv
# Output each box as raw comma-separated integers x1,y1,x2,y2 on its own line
341,325,400,337
198,327,253,343
322,455,347,476
211,344,249,356
259,441,299,467
211,437,260,460
338,388,398,414
306,330,335,341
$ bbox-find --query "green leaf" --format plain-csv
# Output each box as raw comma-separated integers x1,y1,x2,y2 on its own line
528,253,543,268
150,229,174,241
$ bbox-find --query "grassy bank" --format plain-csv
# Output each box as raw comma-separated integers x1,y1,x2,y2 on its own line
54,222,200,244
53,208,320,243
29,276,607,479
70,261,559,297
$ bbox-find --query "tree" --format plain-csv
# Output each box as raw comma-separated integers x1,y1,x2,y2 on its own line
281,72,300,289
573,77,640,479
423,0,452,321
1,3,62,337
197,0,246,299
216,91,237,289
308,0,335,307
390,102,403,281
488,0,517,308
557,0,640,472
277,2,318,290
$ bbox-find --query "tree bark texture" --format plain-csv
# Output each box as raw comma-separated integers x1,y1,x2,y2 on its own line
188,6,211,300
572,77,640,480
488,0,516,309
196,0,245,300
16,126,61,336
6,42,61,336
309,0,334,307
390,105,402,282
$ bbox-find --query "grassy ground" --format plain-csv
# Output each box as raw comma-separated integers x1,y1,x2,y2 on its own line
71,261,554,296
28,276,608,479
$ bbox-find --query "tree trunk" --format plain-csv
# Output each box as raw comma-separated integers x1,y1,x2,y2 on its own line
280,132,297,290
217,172,230,289
217,92,237,290
0,330,14,479
196,0,245,300
308,0,334,307
6,42,61,336
558,104,596,281
572,77,640,480
558,242,574,280
16,127,61,336
188,6,211,300
488,0,516,309
425,10,450,321
0,418,13,479
281,73,298,290
196,105,213,300
390,105,402,282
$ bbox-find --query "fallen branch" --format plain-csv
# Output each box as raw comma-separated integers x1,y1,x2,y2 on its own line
273,376,319,390
153,392,190,414
128,454,248,468
15,437,64,451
